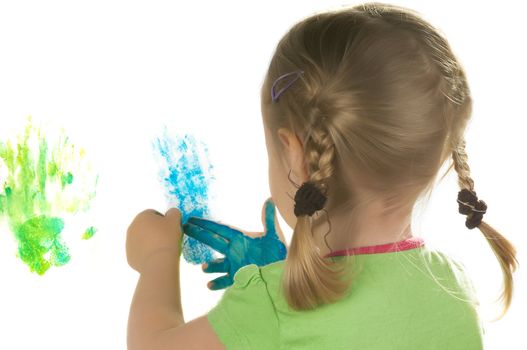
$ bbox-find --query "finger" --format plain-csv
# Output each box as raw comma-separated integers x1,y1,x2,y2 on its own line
183,222,229,253
208,274,233,290
127,209,163,234
186,216,241,241
164,207,182,227
202,257,230,274
137,209,164,218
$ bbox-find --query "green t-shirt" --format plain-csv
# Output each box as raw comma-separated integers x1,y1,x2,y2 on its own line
207,239,485,349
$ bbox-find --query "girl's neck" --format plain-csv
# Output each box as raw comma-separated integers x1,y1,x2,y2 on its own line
310,203,414,257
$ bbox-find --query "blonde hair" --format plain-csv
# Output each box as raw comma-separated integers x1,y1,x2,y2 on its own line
260,2,519,320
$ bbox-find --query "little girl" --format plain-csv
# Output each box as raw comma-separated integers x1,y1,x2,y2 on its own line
126,2,519,349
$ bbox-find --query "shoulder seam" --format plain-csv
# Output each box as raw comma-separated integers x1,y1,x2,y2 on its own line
259,263,282,347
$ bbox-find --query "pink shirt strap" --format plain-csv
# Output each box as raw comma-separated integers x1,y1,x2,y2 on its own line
323,236,425,258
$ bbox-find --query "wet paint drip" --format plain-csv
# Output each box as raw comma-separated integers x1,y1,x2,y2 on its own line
153,127,216,264
0,116,98,275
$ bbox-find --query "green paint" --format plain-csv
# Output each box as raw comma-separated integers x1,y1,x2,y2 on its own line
61,172,74,188
0,116,98,275
48,162,58,177
16,215,70,275
82,226,97,240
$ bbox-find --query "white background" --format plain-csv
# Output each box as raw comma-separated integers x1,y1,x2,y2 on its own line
0,1,525,349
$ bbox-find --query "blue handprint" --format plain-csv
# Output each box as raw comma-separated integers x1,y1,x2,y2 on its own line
182,197,288,290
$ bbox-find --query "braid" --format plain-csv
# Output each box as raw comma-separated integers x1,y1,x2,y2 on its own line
451,136,519,320
283,98,352,310
452,138,475,191
452,138,487,229
304,105,335,190
304,125,335,191
302,103,336,253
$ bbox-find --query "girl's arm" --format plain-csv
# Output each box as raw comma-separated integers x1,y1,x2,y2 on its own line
127,249,184,349
126,208,225,350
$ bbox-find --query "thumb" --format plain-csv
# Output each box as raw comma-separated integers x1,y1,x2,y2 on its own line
165,207,183,228
262,197,284,240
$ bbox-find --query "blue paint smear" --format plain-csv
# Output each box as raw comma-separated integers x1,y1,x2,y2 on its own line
153,127,216,264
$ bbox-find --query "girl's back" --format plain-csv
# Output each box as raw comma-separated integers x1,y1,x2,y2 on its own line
208,238,485,349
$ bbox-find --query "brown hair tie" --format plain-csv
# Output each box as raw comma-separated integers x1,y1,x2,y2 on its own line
457,188,487,229
294,181,328,217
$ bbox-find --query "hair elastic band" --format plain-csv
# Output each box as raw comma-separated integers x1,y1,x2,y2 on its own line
457,188,487,229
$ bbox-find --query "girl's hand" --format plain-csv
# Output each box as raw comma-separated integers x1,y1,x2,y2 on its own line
126,208,183,274
182,197,288,290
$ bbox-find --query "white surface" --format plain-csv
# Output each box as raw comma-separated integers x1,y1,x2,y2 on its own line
0,1,524,349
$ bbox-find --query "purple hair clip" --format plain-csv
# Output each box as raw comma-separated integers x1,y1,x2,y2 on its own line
271,69,304,102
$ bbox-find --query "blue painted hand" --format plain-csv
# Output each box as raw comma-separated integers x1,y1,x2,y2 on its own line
182,197,288,290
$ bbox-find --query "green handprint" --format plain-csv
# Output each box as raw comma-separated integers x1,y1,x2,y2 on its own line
0,117,98,275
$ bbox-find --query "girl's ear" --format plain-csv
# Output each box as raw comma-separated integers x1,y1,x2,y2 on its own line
277,128,309,183
277,128,291,147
